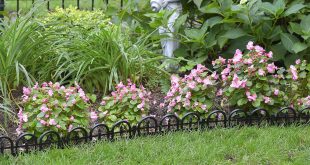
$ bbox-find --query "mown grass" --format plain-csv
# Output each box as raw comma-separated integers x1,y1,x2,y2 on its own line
1,126,310,164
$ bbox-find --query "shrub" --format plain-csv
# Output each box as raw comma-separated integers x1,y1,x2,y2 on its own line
163,64,218,118
96,80,151,127
213,41,289,113
17,82,94,137
286,60,310,110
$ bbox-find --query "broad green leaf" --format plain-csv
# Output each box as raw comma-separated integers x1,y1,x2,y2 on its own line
301,15,310,34
205,16,223,28
292,42,308,53
280,33,300,53
284,4,305,16
174,13,188,32
270,44,286,61
260,2,276,16
289,22,302,35
274,0,286,16
199,3,222,14
237,98,248,106
223,28,246,39
193,0,203,8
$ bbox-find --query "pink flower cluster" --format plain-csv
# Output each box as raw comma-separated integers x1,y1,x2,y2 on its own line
18,82,91,135
97,80,151,126
164,64,217,115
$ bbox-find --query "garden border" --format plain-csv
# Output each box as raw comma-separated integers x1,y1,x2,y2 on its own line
1,107,310,156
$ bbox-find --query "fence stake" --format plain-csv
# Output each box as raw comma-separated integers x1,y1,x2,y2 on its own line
0,0,4,19
77,0,80,10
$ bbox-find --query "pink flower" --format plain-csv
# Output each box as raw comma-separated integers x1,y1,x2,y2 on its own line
258,69,265,76
216,89,223,96
23,87,31,96
274,89,279,96
230,74,247,88
254,45,265,54
49,119,57,126
295,59,301,65
263,96,271,103
90,111,98,121
42,82,48,87
247,41,254,50
70,116,75,121
267,63,278,73
246,91,257,102
56,125,61,129
176,96,181,103
187,81,196,89
244,58,253,65
203,77,212,86
266,51,273,58
290,65,298,80
137,102,145,109
159,103,165,108
40,120,47,125
211,72,219,80
40,104,49,112
185,92,191,99
68,125,73,132
232,49,243,63
100,100,106,106
48,89,53,96
201,104,207,110
221,67,231,75
54,82,60,89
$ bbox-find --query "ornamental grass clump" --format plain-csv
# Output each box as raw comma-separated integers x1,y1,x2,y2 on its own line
17,82,94,137
163,64,218,118
96,80,151,127
213,42,290,112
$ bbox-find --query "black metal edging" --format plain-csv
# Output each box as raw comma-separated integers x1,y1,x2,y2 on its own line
0,107,310,156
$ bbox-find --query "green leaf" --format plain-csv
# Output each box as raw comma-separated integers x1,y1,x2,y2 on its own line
174,13,188,32
289,22,302,35
223,28,246,39
280,33,300,53
205,16,223,28
292,42,308,53
237,98,248,106
260,2,276,16
109,115,118,122
301,15,310,34
193,0,203,8
199,2,222,14
284,4,305,16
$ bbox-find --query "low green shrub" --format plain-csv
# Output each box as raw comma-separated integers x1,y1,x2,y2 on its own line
17,82,94,137
96,80,151,127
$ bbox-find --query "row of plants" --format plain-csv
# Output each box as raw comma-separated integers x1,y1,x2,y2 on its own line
17,42,310,137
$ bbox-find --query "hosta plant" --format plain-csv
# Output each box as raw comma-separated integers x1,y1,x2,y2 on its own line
163,64,218,118
96,80,151,127
213,42,289,113
17,82,95,137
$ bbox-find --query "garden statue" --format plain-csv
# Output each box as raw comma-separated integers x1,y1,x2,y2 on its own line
150,0,182,71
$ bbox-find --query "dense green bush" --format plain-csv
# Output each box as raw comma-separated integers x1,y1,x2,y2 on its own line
119,0,309,70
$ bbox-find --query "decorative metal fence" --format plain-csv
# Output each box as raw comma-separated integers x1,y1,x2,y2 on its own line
1,107,310,156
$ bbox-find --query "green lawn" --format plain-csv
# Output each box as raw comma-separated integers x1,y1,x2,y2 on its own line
1,126,310,164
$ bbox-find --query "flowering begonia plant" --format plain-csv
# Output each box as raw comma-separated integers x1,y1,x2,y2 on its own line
17,82,94,137
163,64,218,118
96,80,151,127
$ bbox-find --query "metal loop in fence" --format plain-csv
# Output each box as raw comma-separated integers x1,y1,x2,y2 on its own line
16,133,37,154
90,123,110,141
206,110,227,129
159,114,180,132
111,120,132,140
228,109,248,127
137,116,158,136
275,107,297,125
181,112,200,130
67,127,88,145
38,131,62,150
0,136,14,155
250,108,270,125
299,107,310,124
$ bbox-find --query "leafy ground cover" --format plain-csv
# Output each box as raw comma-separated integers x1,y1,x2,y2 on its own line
1,126,310,164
